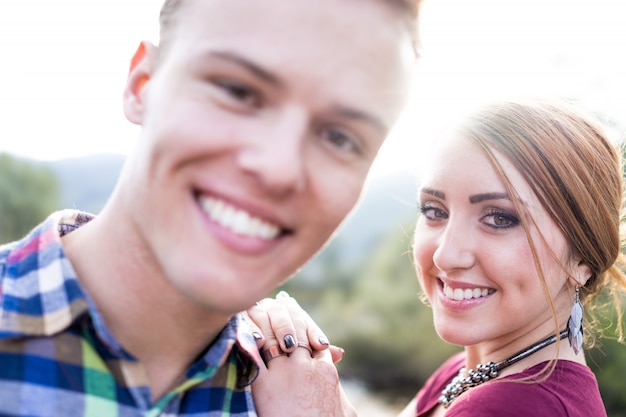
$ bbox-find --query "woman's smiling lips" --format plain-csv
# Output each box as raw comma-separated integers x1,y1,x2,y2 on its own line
437,278,496,307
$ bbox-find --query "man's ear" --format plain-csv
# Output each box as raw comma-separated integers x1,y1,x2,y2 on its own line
123,41,157,125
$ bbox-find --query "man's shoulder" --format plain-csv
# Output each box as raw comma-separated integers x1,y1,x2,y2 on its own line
0,233,32,303
0,243,8,303
0,211,92,338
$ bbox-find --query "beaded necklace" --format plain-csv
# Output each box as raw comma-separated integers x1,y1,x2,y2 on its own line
439,329,569,408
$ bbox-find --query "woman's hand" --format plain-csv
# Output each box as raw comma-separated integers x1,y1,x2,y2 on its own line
252,345,357,416
247,291,344,363
247,292,356,416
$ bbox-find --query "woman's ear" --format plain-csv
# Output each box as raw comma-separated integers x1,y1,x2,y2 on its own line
569,258,592,287
123,41,157,125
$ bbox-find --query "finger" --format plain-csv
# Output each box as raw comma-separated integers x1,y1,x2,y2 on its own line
329,345,345,364
260,345,289,368
247,303,291,368
243,306,266,349
275,291,330,352
273,292,313,356
255,299,298,353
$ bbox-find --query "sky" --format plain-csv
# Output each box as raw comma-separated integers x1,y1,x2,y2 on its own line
1,0,625,177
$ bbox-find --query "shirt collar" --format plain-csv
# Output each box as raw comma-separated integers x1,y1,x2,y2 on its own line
191,313,262,387
0,210,93,338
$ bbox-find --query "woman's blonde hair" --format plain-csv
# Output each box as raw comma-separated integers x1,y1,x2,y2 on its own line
461,98,626,347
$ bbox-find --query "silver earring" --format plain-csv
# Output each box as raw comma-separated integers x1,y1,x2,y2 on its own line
567,285,584,355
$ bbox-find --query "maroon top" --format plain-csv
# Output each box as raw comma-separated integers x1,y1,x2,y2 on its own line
416,352,607,417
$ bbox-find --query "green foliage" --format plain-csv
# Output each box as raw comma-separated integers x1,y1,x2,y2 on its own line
586,300,626,415
0,153,60,243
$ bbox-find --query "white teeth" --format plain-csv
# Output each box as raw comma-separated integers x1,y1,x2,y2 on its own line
444,283,492,301
199,196,281,239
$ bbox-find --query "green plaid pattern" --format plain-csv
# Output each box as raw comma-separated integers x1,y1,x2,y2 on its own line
0,210,262,416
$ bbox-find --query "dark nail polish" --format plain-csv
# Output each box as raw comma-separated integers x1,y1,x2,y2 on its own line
284,334,295,349
318,336,329,346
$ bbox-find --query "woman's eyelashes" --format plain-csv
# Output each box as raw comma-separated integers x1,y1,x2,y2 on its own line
418,202,520,230
418,203,447,221
481,208,520,229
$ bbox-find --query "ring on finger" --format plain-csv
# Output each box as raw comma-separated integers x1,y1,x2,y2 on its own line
262,345,288,365
296,342,313,357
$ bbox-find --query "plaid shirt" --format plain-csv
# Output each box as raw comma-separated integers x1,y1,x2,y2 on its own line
0,210,262,417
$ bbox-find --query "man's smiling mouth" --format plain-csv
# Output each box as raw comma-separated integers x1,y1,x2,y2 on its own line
199,195,282,239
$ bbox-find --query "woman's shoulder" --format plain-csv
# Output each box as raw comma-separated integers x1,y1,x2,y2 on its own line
445,360,606,417
416,352,465,415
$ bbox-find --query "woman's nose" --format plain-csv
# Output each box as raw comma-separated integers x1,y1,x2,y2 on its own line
432,218,476,272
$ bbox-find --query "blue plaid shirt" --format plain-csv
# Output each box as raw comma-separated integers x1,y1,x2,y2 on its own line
0,210,262,416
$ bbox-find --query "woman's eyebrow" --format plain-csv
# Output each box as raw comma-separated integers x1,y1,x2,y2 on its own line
469,192,509,204
420,187,445,199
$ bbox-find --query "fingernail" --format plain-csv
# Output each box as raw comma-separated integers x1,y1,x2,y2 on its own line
252,332,263,340
318,336,329,346
284,334,295,349
276,290,290,299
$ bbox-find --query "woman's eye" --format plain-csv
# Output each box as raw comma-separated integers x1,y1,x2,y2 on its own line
419,204,447,220
482,209,519,229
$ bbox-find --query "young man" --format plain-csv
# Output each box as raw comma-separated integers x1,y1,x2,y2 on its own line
0,0,418,415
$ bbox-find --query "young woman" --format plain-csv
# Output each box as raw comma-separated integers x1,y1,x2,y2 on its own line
248,98,626,416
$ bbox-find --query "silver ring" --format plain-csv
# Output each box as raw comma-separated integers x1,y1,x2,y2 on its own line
296,342,313,357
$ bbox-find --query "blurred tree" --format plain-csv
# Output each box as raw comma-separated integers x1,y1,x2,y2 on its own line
0,153,60,243
586,294,626,415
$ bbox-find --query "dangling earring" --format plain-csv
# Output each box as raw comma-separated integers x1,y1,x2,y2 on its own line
567,285,584,355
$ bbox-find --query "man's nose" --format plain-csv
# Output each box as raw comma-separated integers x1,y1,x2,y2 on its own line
237,108,309,196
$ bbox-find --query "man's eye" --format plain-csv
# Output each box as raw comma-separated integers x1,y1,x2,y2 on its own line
321,128,361,155
214,79,260,107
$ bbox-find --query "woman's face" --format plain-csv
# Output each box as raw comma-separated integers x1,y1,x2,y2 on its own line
413,132,579,353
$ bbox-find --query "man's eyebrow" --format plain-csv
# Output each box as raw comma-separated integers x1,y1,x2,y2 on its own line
209,51,281,86
330,105,388,135
207,51,387,134
469,192,509,204
420,187,445,199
